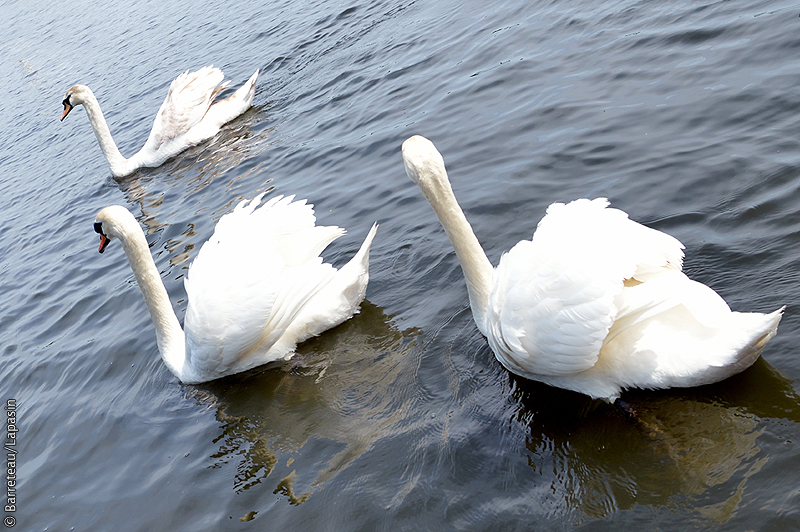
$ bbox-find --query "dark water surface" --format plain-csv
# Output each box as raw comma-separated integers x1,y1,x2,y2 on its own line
3,0,800,529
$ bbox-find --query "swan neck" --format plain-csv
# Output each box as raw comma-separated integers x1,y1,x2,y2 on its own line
418,171,494,332
117,221,186,376
80,91,134,177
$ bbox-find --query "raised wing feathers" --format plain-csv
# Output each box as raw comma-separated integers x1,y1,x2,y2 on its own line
183,194,344,375
146,66,228,150
487,198,685,377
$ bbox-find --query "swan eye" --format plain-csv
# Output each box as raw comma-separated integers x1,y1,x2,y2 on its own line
93,222,104,235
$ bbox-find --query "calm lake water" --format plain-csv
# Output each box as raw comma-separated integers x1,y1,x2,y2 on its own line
3,0,800,529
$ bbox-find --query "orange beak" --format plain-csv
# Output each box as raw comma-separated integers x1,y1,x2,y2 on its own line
61,102,73,121
98,234,110,254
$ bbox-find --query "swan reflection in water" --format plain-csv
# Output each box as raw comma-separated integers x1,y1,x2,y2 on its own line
186,300,420,503
513,356,800,523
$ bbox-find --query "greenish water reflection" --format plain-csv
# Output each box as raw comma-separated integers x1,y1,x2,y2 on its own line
189,301,420,503
513,357,800,522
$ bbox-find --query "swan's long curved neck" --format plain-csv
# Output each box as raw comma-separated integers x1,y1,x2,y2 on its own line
80,91,139,177
116,221,186,375
416,168,495,334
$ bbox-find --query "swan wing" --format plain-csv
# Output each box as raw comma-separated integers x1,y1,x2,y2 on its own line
183,195,344,376
146,66,229,150
487,198,685,377
602,269,783,385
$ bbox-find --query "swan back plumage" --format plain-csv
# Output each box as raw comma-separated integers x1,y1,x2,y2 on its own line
146,66,228,150
182,194,371,381
487,198,683,376
489,200,782,400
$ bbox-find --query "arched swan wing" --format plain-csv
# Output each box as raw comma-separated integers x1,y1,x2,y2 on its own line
146,66,228,150
486,198,685,377
183,195,344,375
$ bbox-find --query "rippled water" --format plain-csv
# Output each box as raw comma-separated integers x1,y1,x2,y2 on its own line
4,0,800,529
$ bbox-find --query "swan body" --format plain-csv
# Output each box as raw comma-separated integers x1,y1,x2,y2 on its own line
402,134,783,402
62,66,259,177
94,194,378,383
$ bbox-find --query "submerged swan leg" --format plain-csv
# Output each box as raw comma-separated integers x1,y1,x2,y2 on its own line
613,397,638,420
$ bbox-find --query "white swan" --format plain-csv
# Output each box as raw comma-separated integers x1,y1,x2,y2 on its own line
62,66,259,177
402,135,783,402
93,193,378,383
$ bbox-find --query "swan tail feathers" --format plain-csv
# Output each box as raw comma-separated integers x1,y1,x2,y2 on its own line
205,69,258,127
349,222,378,272
239,69,259,106
284,225,378,344
755,306,785,347
665,305,785,386
722,306,783,363
218,68,258,106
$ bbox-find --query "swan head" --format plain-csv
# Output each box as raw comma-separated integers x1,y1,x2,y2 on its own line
94,205,137,254
402,135,457,205
402,135,446,184
61,85,91,121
